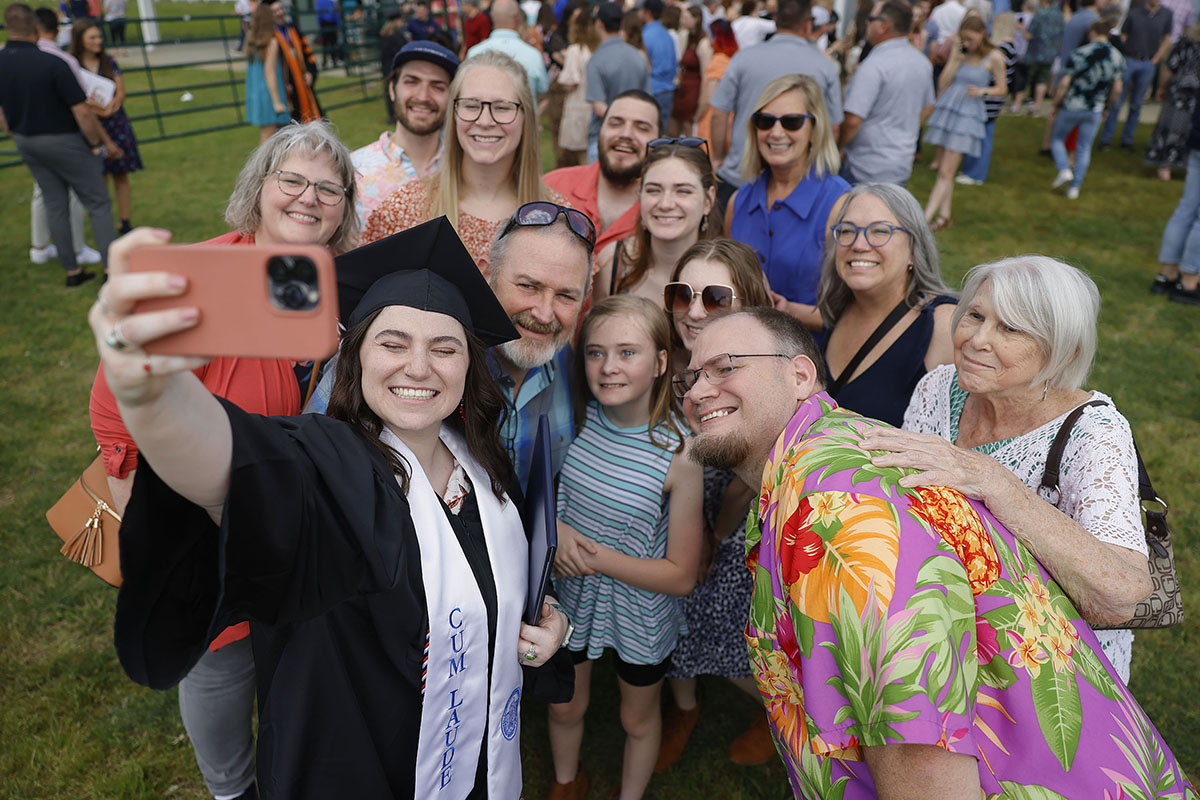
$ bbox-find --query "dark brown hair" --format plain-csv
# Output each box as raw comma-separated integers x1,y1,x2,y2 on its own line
617,144,722,293
69,20,117,79
327,309,514,498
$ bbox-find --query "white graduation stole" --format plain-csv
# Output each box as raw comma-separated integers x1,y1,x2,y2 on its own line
380,425,527,800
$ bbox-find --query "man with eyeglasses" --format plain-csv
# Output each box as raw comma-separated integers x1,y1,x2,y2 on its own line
679,307,1197,800
479,202,596,491
838,0,935,186
544,90,661,258
350,41,459,228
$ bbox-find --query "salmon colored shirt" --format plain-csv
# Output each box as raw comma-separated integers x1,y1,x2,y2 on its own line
542,160,641,258
89,230,302,651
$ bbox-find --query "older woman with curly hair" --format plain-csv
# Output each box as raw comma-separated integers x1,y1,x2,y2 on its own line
89,121,359,800
863,256,1153,683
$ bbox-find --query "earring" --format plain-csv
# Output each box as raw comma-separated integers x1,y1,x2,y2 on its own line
700,215,709,233
458,401,467,423
1042,381,1049,402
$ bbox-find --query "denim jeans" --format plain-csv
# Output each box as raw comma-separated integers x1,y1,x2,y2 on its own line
1159,148,1200,275
654,90,675,132
1051,109,1101,188
1101,57,1155,146
961,119,997,182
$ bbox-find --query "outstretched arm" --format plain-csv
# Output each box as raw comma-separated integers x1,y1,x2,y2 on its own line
87,229,233,523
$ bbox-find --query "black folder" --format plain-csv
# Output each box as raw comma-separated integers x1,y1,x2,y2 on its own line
524,414,558,625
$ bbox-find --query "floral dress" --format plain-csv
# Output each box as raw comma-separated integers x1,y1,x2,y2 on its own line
1146,37,1200,171
744,392,1195,798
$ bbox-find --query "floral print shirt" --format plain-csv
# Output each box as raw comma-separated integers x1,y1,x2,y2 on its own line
745,393,1196,799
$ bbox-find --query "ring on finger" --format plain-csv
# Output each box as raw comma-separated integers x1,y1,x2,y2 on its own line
105,323,134,352
524,643,537,661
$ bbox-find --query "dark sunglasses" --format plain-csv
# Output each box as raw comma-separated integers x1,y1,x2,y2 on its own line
648,136,710,155
664,282,737,315
751,112,815,131
499,201,597,252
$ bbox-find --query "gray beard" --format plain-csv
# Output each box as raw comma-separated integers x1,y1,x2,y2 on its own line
688,429,753,472
495,336,562,371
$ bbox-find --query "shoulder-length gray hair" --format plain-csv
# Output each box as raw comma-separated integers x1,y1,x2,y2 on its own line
817,182,951,324
224,120,360,254
953,256,1099,391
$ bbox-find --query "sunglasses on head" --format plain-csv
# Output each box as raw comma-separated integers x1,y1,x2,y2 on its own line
499,201,597,252
663,281,738,315
751,112,815,131
648,136,710,155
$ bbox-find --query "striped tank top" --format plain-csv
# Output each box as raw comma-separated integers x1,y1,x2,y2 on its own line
554,401,685,664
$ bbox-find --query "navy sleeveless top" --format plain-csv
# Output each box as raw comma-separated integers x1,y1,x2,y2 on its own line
821,294,957,428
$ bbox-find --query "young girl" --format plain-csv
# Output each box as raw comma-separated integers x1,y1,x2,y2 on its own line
547,296,703,800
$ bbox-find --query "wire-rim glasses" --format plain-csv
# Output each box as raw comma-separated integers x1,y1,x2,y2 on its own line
663,282,738,315
671,353,791,398
272,170,347,206
830,221,911,248
453,97,523,124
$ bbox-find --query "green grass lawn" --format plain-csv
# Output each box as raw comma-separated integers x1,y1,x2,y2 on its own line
0,99,1197,798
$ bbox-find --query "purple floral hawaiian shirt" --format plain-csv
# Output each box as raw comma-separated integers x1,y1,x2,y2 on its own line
745,393,1196,799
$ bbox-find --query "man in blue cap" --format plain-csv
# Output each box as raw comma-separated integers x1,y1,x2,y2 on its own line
350,40,459,228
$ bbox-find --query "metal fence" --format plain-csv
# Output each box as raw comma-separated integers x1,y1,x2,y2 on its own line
1,11,390,169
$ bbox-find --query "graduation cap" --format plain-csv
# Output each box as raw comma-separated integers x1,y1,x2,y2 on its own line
335,216,519,347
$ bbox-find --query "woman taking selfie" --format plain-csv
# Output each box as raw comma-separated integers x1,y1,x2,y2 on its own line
89,217,570,799
725,74,849,331
364,50,565,267
89,121,359,800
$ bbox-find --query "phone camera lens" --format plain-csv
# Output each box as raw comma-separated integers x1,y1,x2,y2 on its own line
267,255,320,311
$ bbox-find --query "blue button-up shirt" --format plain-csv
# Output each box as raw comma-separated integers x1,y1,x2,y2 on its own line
487,345,576,493
642,20,678,95
729,168,849,306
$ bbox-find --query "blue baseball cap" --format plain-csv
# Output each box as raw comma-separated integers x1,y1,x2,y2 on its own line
390,40,459,78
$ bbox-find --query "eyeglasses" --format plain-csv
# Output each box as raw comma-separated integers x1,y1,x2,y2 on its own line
453,97,523,124
751,112,815,131
498,201,597,252
867,14,884,22
272,170,347,205
671,353,791,398
648,136,710,155
663,282,738,315
830,221,911,248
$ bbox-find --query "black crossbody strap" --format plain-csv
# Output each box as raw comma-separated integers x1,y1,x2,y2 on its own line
828,300,910,398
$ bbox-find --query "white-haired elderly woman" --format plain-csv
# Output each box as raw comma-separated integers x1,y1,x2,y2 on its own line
88,120,358,800
818,182,957,428
861,256,1153,683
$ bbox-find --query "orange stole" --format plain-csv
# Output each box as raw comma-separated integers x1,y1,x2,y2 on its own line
274,25,321,122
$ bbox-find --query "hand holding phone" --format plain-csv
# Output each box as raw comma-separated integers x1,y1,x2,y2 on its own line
127,243,339,361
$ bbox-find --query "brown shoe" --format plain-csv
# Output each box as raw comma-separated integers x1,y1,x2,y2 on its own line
729,712,777,766
654,700,701,772
545,767,588,800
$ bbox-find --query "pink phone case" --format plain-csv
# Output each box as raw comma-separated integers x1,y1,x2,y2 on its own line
128,244,339,361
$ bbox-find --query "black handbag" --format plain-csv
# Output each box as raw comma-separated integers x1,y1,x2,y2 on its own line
1038,400,1181,630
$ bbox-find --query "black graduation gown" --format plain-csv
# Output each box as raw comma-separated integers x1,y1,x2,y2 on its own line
114,398,570,799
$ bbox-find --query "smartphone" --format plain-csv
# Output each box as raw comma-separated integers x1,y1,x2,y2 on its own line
128,244,339,361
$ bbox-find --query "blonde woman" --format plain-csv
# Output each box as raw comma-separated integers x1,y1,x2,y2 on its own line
725,73,849,330
363,50,565,266
556,4,598,167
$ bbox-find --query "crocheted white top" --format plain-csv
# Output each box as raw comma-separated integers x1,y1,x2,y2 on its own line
902,364,1145,684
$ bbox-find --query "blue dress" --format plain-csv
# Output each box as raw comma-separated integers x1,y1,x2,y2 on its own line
821,294,957,428
924,62,990,157
91,60,143,175
245,54,291,127
729,167,850,306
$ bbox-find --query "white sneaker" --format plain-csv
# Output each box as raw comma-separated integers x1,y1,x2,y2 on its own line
30,244,58,264
955,174,983,186
1052,169,1073,189
1066,186,1080,200
76,245,103,264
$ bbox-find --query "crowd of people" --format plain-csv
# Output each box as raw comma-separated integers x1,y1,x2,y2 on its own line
2,0,1198,796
